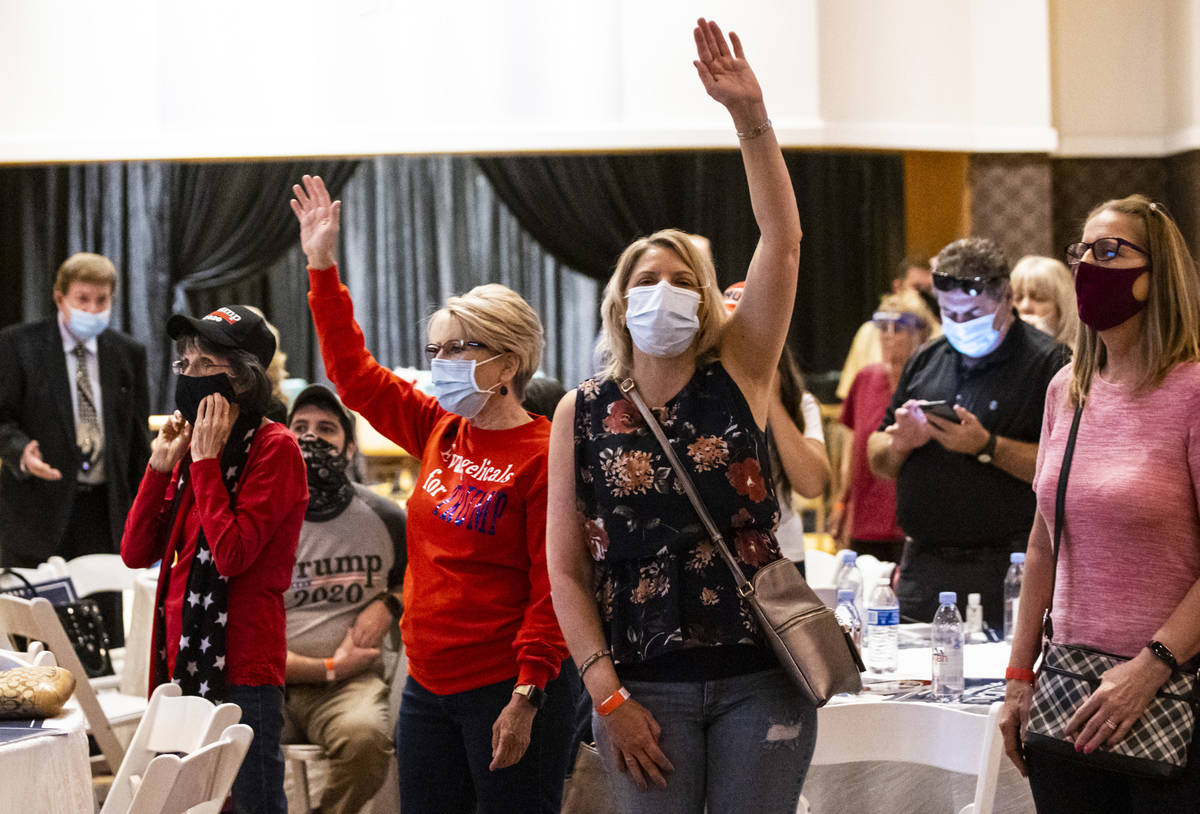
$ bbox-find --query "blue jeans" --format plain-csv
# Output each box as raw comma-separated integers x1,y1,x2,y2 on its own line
224,683,286,814
394,670,576,814
592,668,817,814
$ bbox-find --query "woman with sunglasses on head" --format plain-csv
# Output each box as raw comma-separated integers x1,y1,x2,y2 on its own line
547,20,812,812
290,175,574,814
999,195,1200,811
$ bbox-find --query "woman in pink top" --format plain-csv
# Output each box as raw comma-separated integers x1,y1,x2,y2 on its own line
1000,194,1200,810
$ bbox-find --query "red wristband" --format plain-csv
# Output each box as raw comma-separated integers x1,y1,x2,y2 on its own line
1005,667,1035,684
596,686,630,716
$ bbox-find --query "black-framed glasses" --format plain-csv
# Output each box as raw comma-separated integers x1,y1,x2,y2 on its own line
171,358,230,376
1064,237,1149,267
424,340,489,362
932,272,1006,297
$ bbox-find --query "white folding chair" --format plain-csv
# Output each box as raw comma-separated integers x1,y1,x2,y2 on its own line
0,640,57,666
800,700,1005,814
101,682,243,814
0,594,147,772
117,723,253,814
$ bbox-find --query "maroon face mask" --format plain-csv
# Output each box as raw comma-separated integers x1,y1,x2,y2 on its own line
1074,261,1151,331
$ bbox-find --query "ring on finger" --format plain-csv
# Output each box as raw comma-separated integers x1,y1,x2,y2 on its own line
1104,718,1118,730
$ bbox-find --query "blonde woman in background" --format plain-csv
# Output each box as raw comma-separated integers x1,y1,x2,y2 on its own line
1011,255,1080,348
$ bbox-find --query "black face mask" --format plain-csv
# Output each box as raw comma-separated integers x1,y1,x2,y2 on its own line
298,436,355,521
174,372,236,425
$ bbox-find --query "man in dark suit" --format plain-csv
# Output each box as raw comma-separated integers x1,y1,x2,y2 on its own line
0,252,150,641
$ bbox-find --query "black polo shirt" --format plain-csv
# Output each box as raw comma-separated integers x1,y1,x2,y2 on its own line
878,314,1069,546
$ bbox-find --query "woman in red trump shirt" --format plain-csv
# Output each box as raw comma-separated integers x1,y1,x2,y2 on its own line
122,305,307,814
290,174,574,814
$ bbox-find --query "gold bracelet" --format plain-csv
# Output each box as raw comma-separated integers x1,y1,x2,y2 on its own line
736,118,773,140
578,648,612,680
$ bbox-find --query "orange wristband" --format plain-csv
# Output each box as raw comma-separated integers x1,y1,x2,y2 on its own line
325,658,336,682
1005,667,1035,684
596,686,630,716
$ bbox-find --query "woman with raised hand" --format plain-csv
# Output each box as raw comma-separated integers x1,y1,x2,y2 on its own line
290,174,574,814
547,18,812,812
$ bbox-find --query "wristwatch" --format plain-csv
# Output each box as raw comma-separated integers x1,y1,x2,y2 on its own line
513,684,547,710
1147,640,1179,672
374,591,403,620
975,432,997,465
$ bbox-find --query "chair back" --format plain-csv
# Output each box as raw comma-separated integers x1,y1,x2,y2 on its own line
123,723,253,814
63,553,139,598
0,593,128,769
101,683,243,814
810,701,1004,814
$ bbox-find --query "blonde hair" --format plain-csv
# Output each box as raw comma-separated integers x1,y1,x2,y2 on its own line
54,252,117,296
600,228,727,382
436,283,544,399
1071,195,1200,406
1010,255,1080,348
876,289,936,344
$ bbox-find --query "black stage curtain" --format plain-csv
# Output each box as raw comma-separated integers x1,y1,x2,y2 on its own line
477,151,905,373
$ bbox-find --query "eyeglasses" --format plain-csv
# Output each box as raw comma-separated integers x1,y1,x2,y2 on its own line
1064,237,1149,267
171,359,230,376
424,340,489,362
932,272,1006,297
872,311,921,332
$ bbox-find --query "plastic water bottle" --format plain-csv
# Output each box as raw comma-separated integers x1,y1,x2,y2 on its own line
835,550,864,615
964,592,985,643
1004,552,1025,642
932,591,965,703
834,588,863,649
866,578,899,673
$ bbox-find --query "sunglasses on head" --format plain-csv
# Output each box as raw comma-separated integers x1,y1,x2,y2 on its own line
932,272,1005,297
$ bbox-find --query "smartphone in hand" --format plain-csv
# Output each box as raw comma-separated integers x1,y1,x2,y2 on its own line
914,399,963,424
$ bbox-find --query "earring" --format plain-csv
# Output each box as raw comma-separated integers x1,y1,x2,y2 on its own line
500,385,509,396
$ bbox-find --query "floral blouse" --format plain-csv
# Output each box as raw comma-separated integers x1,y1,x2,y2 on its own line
574,362,783,667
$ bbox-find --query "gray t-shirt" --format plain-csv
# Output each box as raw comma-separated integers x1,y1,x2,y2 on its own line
285,484,407,658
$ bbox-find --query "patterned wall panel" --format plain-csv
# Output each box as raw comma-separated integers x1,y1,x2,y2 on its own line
1050,158,1168,258
968,154,1054,265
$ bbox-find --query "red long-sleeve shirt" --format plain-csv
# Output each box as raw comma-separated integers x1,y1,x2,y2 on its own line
308,265,567,694
121,422,307,687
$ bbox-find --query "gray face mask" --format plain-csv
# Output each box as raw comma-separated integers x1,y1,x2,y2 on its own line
625,280,702,357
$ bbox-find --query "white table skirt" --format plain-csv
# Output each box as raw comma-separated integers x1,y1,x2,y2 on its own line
0,705,93,813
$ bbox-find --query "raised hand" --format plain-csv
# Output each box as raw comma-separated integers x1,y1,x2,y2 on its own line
692,18,764,117
290,174,342,270
149,412,193,474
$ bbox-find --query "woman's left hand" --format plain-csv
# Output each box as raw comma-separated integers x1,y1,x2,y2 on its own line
1064,650,1172,754
692,18,763,115
191,394,238,461
489,695,536,771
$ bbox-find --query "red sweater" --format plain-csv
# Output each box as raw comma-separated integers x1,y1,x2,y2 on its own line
121,421,307,687
308,265,567,694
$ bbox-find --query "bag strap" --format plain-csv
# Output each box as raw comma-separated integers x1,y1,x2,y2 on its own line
1043,404,1084,641
619,378,757,599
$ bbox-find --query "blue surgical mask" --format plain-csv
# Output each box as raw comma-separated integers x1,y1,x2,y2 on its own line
941,312,1003,358
430,356,500,419
66,308,110,341
625,280,701,357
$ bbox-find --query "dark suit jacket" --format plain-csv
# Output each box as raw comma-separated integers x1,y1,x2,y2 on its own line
0,317,151,566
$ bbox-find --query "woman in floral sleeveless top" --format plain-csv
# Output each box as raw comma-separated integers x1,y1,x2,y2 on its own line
547,18,815,813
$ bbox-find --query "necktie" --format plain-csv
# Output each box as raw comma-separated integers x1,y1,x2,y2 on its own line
72,343,103,473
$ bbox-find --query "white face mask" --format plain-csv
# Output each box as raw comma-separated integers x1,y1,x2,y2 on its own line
66,307,111,341
429,356,500,419
624,280,702,358
941,312,1003,358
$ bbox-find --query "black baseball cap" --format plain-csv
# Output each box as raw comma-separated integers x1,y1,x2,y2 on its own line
166,305,277,369
287,384,355,445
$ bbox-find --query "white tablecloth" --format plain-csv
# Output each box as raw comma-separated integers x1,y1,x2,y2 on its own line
121,569,159,699
0,704,93,813
801,632,1035,814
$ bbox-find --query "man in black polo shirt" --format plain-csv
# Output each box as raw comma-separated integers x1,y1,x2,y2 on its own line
867,238,1068,626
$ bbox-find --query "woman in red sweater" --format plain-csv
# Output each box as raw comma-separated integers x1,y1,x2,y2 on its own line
290,174,574,814
121,305,308,814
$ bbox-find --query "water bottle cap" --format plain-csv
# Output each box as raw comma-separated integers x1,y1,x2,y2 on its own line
842,550,857,564
1010,552,1026,564
939,591,957,605
968,592,981,605
837,589,855,603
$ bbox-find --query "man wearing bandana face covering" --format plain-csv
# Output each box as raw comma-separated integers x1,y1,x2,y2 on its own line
283,384,407,814
868,238,1069,626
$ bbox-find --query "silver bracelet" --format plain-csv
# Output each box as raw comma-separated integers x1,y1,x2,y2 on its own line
578,648,612,680
736,118,773,140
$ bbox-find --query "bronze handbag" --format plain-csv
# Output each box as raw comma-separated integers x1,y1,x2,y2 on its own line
0,666,77,719
621,380,864,706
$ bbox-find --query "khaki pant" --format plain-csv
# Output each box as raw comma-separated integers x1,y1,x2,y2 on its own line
284,670,392,814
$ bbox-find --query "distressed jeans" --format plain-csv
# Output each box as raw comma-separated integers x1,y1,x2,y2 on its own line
592,668,817,814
